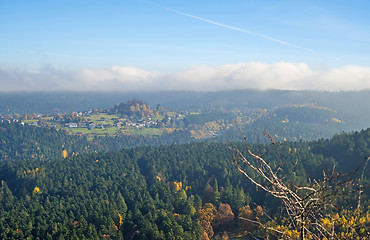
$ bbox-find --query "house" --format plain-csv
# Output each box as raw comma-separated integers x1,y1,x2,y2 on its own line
69,123,78,128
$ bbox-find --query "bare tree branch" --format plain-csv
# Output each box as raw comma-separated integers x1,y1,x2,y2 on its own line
229,134,369,240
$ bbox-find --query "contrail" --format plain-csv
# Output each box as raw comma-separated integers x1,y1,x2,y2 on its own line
138,0,350,64
163,7,313,52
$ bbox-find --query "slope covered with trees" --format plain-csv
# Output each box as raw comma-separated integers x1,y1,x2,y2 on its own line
0,121,94,162
0,127,368,239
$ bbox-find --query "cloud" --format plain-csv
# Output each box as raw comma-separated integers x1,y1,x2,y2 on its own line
0,66,77,91
0,63,369,92
161,63,370,91
165,62,315,91
77,66,160,91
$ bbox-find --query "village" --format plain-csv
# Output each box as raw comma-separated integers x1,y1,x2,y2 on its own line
0,102,190,138
1,99,272,140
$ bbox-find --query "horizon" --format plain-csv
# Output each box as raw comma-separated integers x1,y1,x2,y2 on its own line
1,88,370,95
1,0,370,91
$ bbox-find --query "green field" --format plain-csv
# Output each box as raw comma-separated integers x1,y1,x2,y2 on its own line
124,127,163,136
84,113,117,125
23,111,176,139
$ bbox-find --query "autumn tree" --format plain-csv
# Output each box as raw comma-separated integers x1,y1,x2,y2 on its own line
229,133,369,239
197,203,217,239
214,203,234,230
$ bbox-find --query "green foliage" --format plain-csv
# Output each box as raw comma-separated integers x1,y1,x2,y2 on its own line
0,122,95,162
0,120,369,238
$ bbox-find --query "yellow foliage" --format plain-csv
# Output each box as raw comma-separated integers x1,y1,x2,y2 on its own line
197,203,217,223
173,181,182,191
284,229,300,239
33,186,40,194
117,211,123,226
321,217,333,230
266,209,370,239
319,209,370,238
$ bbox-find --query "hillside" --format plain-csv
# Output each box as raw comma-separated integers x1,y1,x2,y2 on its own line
0,127,369,239
1,90,369,130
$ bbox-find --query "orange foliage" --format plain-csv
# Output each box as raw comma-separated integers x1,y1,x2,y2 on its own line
62,149,68,158
254,205,264,220
73,221,79,228
164,128,175,134
214,204,234,229
238,205,255,231
173,181,183,191
197,203,217,239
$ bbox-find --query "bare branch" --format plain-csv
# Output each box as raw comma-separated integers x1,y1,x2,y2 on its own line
229,134,369,239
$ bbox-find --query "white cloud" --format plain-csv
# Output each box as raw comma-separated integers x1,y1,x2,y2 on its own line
0,62,369,92
76,66,160,91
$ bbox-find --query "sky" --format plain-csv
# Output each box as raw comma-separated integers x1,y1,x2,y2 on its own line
1,0,370,91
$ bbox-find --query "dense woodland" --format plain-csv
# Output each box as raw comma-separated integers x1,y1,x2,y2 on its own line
0,118,369,239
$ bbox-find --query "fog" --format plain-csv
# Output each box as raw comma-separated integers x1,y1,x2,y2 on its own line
1,62,370,92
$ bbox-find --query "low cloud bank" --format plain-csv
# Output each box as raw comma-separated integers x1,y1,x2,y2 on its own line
1,62,369,92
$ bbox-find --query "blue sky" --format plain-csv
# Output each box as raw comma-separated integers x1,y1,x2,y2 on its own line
1,0,370,91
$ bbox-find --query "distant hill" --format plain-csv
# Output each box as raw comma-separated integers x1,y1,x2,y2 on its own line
108,99,154,118
1,90,369,140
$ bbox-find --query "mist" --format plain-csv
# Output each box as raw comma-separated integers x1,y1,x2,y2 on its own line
1,62,369,92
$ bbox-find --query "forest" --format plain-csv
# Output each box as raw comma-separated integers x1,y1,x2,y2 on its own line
0,117,369,239
2,0,370,238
